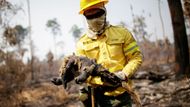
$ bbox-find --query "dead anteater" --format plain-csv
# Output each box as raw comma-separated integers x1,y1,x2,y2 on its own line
52,55,142,107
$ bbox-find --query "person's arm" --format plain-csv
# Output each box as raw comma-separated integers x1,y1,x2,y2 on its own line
122,30,143,78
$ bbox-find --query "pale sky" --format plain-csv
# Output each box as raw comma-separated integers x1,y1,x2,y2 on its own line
8,0,173,61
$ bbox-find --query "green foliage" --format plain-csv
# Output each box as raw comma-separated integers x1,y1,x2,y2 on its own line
46,18,62,59
46,18,62,36
70,24,82,40
15,25,28,38
132,15,151,41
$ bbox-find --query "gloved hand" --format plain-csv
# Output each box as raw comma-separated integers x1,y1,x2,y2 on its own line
51,77,63,85
114,71,128,81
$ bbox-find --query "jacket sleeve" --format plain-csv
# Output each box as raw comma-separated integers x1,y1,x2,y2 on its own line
122,30,143,78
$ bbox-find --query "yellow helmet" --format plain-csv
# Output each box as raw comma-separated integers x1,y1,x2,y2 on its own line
79,0,108,14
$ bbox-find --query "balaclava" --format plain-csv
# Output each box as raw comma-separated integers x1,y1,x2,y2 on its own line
86,6,110,39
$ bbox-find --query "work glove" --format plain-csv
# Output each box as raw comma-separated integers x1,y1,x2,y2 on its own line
114,71,128,81
51,77,63,85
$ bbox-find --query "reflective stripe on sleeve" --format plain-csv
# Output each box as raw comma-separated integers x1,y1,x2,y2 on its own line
124,42,139,54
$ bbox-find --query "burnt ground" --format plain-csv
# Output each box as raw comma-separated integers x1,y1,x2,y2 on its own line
132,64,190,107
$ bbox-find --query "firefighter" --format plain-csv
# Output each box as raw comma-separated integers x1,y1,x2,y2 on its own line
75,0,143,107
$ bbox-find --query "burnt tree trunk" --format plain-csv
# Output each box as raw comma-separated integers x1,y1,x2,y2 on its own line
27,0,34,81
167,0,189,77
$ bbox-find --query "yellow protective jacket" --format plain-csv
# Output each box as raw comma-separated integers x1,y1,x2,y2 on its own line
76,25,142,96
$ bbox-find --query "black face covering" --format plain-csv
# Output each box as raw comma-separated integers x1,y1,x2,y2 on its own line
84,9,105,19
